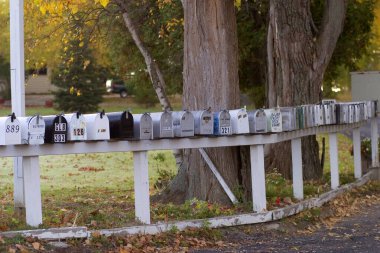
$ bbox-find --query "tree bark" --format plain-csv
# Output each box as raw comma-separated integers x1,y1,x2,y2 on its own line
158,0,251,204
266,0,347,180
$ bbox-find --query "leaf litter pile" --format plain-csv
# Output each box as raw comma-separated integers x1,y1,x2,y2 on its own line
0,181,378,253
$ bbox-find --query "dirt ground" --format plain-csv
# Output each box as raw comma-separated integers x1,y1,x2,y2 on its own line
192,203,380,253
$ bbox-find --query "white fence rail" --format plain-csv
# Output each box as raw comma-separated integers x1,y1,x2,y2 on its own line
0,119,377,227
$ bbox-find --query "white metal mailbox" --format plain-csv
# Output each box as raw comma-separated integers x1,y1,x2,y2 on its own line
64,112,87,141
230,108,250,134
248,109,267,133
322,100,336,124
213,110,232,135
0,113,22,145
84,111,110,141
19,115,45,145
280,107,297,131
172,110,195,137
193,109,214,135
323,104,332,125
133,113,153,140
314,104,324,126
265,108,282,132
151,111,174,139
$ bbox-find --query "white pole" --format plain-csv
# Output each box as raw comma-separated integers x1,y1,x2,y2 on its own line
250,145,266,212
23,156,42,226
133,151,151,224
329,133,339,189
291,138,303,200
353,128,362,179
10,0,26,214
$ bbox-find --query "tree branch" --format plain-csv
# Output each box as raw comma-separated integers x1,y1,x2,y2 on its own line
315,0,347,73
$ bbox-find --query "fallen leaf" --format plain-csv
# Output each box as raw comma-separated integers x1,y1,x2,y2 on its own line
32,242,41,250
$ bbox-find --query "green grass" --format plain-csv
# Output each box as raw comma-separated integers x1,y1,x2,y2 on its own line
317,133,356,183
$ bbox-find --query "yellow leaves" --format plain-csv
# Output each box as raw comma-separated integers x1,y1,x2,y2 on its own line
94,0,110,8
79,41,85,47
83,60,91,69
70,86,82,96
39,5,47,15
72,5,79,15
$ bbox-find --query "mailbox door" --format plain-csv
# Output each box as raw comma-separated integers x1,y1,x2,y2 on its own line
236,110,249,134
44,116,68,143
27,115,45,145
107,111,134,139
139,113,153,140
216,111,232,135
267,109,282,132
249,110,267,133
160,112,174,138
199,111,213,135
296,107,304,129
85,114,110,140
0,117,22,145
65,114,87,141
176,111,194,137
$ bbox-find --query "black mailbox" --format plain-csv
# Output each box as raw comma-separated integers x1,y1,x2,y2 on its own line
43,114,68,143
107,111,134,139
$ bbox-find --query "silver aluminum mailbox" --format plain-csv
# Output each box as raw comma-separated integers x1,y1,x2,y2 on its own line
84,111,110,141
193,109,214,135
64,112,87,141
172,110,195,137
348,104,355,124
151,111,174,138
265,108,282,132
314,104,324,126
280,107,297,131
213,110,232,135
303,105,315,128
230,108,250,134
248,109,267,133
0,113,22,145
133,113,153,140
19,115,45,145
336,103,349,124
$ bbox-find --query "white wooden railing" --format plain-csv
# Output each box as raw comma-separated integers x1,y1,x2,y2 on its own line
0,118,378,228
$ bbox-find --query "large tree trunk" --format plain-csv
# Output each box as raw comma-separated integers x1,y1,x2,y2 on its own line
159,0,251,204
266,0,347,180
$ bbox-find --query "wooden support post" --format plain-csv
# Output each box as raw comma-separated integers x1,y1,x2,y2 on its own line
353,128,362,179
371,117,379,167
291,138,303,200
23,156,42,227
198,148,238,204
133,151,150,224
250,145,266,212
329,133,339,189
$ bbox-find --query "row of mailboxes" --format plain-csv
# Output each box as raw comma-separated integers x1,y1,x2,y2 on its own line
0,100,377,145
